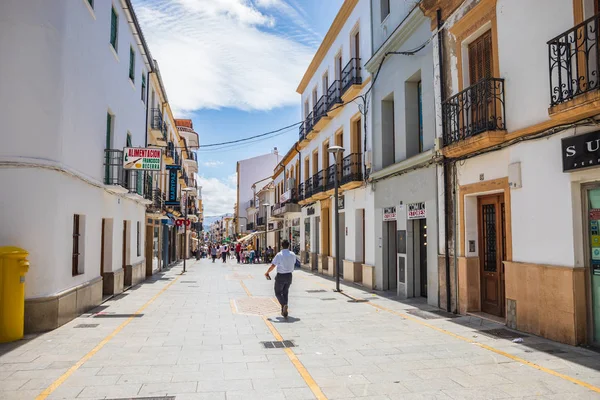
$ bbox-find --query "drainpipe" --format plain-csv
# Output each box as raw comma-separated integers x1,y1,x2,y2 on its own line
437,9,452,313
144,70,150,147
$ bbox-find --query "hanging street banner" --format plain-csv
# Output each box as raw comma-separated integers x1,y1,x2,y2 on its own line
407,202,426,220
123,147,162,171
165,164,180,204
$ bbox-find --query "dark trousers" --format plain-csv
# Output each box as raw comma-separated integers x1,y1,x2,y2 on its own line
274,273,293,307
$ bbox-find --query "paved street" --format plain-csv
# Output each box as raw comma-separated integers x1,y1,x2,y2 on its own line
1,258,600,400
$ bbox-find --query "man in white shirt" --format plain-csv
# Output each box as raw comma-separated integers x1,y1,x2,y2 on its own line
265,240,296,318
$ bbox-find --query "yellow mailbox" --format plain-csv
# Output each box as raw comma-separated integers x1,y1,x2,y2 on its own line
0,247,29,343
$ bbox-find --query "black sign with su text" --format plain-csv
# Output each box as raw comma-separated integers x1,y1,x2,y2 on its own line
562,130,600,172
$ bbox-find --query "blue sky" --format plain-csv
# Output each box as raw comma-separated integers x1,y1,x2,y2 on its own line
133,0,344,215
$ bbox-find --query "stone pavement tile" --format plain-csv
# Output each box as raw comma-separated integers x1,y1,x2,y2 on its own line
282,387,317,399
77,383,142,398
348,383,410,397
173,392,227,400
440,388,512,399
117,372,173,384
321,385,356,399
46,385,86,399
10,367,68,380
251,376,308,390
0,389,42,399
542,391,600,399
448,373,513,388
314,375,371,387
97,365,150,375
138,381,198,396
170,369,225,382
389,392,452,400
223,366,275,379
0,379,28,391
362,371,422,384
196,378,252,392
330,364,384,376
496,382,554,397
402,378,463,393
226,389,287,400
149,363,201,374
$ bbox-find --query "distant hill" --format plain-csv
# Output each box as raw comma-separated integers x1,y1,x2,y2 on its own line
203,213,233,230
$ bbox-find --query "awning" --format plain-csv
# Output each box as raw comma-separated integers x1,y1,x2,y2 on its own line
238,231,265,243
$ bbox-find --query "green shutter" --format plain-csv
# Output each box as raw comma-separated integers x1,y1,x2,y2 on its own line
110,7,118,50
129,47,135,81
141,74,146,102
88,0,94,9
126,133,132,147
105,113,112,184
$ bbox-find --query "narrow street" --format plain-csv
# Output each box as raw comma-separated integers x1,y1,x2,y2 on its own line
1,259,599,400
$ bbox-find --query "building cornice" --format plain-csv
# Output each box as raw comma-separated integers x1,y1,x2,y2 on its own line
296,0,359,94
365,7,427,73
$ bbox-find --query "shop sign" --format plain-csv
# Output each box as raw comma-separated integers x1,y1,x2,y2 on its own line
338,196,345,210
307,206,315,216
281,190,290,203
166,164,180,203
123,147,162,171
590,209,600,221
593,261,600,276
562,130,600,172
407,202,426,220
383,206,396,221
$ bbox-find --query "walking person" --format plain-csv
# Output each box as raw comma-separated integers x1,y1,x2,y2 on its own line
211,245,217,263
264,240,296,319
221,244,228,263
235,242,242,263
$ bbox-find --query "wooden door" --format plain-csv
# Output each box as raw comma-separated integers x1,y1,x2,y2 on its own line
478,195,506,317
122,221,127,269
353,31,360,60
101,219,106,276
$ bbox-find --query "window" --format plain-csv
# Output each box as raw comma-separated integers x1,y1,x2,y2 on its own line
382,93,395,168
418,81,423,152
381,0,390,22
87,0,94,9
105,113,113,149
468,30,493,85
322,72,329,93
335,53,343,80
304,100,309,118
129,46,135,82
126,133,132,147
405,71,423,158
137,221,141,257
110,6,118,51
72,215,84,276
141,73,146,102
312,88,318,108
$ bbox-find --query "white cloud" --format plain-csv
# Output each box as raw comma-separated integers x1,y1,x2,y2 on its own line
197,175,236,216
227,173,238,186
134,0,320,113
202,160,224,167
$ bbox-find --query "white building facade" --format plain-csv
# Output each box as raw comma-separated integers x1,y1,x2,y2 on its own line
295,0,375,285
366,1,439,305
0,0,154,332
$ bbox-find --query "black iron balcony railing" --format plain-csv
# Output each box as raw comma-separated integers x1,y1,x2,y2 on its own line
312,170,325,195
305,177,314,199
161,122,168,141
548,12,600,106
166,141,175,159
174,150,180,166
341,153,363,185
298,182,305,200
289,187,298,203
442,77,505,146
327,80,342,110
247,222,255,231
341,58,362,96
104,149,125,186
305,111,314,134
299,121,306,141
325,164,338,191
257,216,265,226
151,108,163,130
313,95,328,126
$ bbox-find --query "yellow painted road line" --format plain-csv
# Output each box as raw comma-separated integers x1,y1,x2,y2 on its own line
36,275,181,400
240,280,252,296
343,292,600,394
262,316,327,400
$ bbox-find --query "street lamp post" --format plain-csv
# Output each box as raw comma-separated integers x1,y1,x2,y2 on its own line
181,187,194,273
328,145,345,292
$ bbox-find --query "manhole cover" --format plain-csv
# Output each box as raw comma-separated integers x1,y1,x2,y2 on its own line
480,328,527,340
226,273,253,280
321,298,337,301
306,289,327,293
261,340,295,349
406,309,458,319
232,297,281,316
74,324,99,328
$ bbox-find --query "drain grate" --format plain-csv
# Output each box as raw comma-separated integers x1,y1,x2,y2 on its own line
480,328,528,340
106,397,175,400
261,340,295,349
74,324,99,328
306,289,327,293
93,314,143,318
321,298,337,301
407,309,459,319
348,299,369,303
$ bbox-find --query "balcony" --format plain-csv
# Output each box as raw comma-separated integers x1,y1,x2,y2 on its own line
341,153,363,190
104,149,128,193
305,112,315,137
312,95,329,131
256,216,265,226
327,80,343,116
441,77,506,157
312,170,327,200
548,13,600,114
299,122,306,142
246,222,255,231
340,58,362,99
150,109,165,142
166,141,175,160
246,199,256,214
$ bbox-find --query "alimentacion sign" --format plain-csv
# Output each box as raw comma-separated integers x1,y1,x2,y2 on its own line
123,147,162,171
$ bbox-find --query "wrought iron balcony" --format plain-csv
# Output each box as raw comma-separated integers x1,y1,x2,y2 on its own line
441,77,505,146
304,177,314,199
166,141,175,159
150,108,163,131
174,150,180,166
246,222,255,231
324,164,338,191
299,121,306,141
312,170,325,195
305,111,314,134
298,182,305,200
313,95,328,126
104,149,125,187
341,58,362,96
548,12,600,106
327,80,342,110
257,216,265,226
341,153,363,185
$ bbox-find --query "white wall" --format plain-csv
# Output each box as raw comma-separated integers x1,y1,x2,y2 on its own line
371,0,421,52
238,152,281,229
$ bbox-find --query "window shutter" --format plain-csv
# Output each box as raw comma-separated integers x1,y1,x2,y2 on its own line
110,8,118,49
129,47,135,81
468,30,493,84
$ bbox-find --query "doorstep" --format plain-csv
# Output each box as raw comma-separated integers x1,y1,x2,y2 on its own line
467,311,506,325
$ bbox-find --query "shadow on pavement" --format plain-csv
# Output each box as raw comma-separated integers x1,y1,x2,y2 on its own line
269,316,301,323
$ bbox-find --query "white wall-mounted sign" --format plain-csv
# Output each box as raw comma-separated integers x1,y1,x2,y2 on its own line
280,190,290,203
123,147,162,171
407,202,426,220
383,206,396,221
